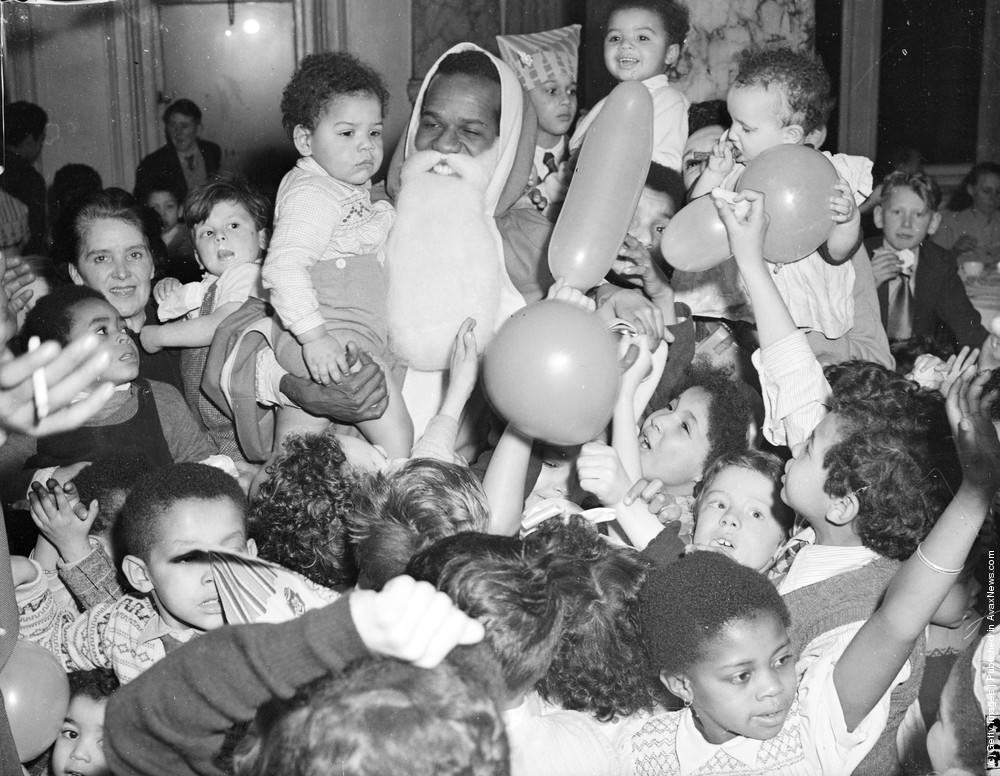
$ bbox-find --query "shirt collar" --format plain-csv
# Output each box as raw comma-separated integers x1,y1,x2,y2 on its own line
138,609,200,646
676,708,763,771
296,156,370,193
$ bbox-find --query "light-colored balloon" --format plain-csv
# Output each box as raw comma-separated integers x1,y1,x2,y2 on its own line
738,144,839,263
548,81,653,290
659,195,732,271
0,640,70,762
483,300,620,445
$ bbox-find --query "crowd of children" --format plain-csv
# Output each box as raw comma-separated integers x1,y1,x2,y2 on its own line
0,1,997,774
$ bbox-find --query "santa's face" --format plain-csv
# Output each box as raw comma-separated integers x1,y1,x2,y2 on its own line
415,73,501,158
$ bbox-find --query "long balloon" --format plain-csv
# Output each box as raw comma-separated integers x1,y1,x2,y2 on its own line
548,81,653,290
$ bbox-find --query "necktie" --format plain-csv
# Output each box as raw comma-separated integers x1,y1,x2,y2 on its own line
542,151,558,176
185,154,196,171
887,270,914,340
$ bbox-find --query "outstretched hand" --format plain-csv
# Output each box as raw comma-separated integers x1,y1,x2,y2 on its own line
945,367,1000,495
349,575,485,669
29,479,99,564
0,334,114,446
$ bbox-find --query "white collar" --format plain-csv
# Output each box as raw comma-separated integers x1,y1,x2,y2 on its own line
676,708,763,771
779,539,879,594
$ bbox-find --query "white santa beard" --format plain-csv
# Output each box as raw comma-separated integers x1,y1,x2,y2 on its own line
387,152,503,370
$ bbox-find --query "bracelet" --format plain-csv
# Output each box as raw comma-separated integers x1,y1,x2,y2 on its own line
914,544,963,575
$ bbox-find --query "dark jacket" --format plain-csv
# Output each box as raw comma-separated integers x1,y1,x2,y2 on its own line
134,139,222,201
867,237,988,348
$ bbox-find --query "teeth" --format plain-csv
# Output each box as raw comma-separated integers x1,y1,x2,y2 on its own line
432,161,456,176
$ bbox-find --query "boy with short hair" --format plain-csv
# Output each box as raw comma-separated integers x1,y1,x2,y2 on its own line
569,0,690,171
140,176,269,458
867,170,988,349
13,463,256,683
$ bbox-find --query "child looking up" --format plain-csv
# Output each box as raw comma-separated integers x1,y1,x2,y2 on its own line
867,170,987,349
496,25,581,219
569,0,690,171
13,463,254,682
141,177,269,457
50,669,119,776
15,287,217,496
263,52,412,458
625,391,997,776
691,48,876,365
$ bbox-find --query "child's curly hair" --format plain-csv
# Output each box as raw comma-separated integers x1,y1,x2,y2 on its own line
640,551,789,677
249,434,359,589
69,668,120,702
674,362,755,472
22,285,107,346
234,657,509,776
347,459,490,590
525,517,657,721
732,47,835,136
606,1,690,48
281,52,389,138
821,426,937,559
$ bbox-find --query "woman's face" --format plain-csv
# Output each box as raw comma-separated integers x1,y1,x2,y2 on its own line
968,171,999,215
69,217,154,322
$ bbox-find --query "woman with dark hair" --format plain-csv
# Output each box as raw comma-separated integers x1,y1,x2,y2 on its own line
60,189,181,390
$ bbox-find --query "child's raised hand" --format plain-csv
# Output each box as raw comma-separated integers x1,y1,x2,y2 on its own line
547,278,597,312
612,238,673,301
577,441,631,506
28,479,98,564
619,335,654,398
349,574,485,669
706,129,735,176
622,477,685,523
445,318,479,411
302,333,349,386
153,277,181,305
829,178,859,224
712,188,767,267
940,346,981,398
945,366,1000,496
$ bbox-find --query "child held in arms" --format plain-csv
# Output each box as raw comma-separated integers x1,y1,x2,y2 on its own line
569,0,690,171
691,48,879,366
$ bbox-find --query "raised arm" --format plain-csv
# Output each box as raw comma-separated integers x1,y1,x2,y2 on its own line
834,368,999,731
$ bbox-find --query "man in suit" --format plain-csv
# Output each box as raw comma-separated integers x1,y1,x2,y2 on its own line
0,101,48,254
867,170,988,349
134,99,221,202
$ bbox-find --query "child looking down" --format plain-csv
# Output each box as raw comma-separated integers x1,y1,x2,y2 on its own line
263,52,412,458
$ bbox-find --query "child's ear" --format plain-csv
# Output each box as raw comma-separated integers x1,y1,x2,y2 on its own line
292,125,313,157
122,555,154,593
245,538,258,558
663,43,681,69
927,210,942,236
873,204,884,230
660,671,692,703
825,493,859,527
67,263,83,286
781,123,805,145
256,228,269,252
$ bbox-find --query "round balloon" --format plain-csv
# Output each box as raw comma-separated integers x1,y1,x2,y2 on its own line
738,144,839,263
483,300,620,445
0,640,70,761
659,195,732,271
548,81,653,290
